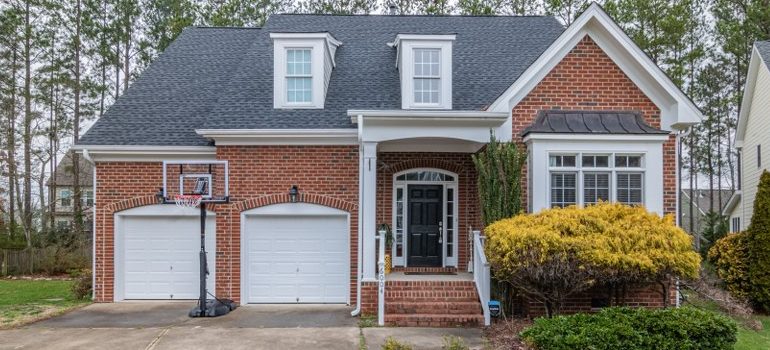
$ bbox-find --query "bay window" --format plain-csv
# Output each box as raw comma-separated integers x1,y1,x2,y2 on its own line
548,153,645,208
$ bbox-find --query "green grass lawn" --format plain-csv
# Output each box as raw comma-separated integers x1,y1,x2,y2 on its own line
0,279,89,328
736,315,770,350
683,291,769,349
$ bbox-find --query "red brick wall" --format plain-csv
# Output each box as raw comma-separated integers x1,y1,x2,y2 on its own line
93,162,165,302
375,153,482,271
215,146,359,303
525,283,679,317
512,35,677,215
92,146,359,303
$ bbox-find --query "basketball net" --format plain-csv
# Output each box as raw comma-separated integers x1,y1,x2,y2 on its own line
174,194,203,208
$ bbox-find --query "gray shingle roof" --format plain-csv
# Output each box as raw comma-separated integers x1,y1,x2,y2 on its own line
756,41,770,68
79,14,564,146
521,110,667,136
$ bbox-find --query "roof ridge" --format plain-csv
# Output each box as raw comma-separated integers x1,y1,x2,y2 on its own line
271,13,555,18
193,26,262,30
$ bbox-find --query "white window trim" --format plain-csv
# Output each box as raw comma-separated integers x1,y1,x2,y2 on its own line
392,168,459,268
393,35,454,110
528,138,664,215
271,33,341,109
547,152,646,208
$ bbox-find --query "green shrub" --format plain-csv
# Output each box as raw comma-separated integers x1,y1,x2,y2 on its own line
381,337,412,350
442,335,469,350
709,232,750,300
521,307,737,350
747,170,770,311
71,269,92,300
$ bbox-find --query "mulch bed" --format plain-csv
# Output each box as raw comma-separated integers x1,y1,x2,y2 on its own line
484,318,534,350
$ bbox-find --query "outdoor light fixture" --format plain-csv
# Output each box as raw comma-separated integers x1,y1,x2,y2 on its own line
289,185,299,203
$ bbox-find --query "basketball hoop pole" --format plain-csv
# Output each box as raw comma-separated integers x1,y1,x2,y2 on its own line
198,202,207,317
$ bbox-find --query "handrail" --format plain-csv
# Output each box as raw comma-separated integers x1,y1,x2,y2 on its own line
377,233,386,326
473,230,491,326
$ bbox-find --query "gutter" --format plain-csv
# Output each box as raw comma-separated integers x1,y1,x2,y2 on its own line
82,149,97,301
347,110,508,123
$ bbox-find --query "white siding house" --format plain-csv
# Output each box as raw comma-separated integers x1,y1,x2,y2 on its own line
726,41,770,232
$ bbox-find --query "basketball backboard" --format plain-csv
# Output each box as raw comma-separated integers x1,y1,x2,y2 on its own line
161,160,229,204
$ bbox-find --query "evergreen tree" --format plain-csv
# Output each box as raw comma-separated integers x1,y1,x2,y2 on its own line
748,170,770,311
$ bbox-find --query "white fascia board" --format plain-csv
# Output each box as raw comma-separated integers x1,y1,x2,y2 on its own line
195,128,358,145
270,32,342,46
736,46,766,144
523,133,670,143
71,145,216,162
390,34,456,46
487,3,703,131
348,110,508,123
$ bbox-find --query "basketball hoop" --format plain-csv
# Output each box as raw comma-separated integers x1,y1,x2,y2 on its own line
174,194,203,208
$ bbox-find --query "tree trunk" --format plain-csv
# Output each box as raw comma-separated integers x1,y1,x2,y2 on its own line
22,0,33,239
7,45,18,231
72,0,83,236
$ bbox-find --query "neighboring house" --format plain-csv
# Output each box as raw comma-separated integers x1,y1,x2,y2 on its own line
725,41,770,233
680,189,733,235
73,4,701,325
48,152,94,232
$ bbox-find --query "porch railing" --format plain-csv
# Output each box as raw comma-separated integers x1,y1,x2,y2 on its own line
473,230,491,326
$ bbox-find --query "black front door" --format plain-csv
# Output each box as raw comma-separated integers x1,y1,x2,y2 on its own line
407,185,443,267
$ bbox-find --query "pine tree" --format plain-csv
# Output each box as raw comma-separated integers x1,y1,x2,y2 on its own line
748,170,770,311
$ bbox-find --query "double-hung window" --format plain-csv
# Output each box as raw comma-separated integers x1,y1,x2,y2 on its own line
60,189,72,207
413,48,441,105
548,153,645,208
549,155,577,208
615,155,644,205
286,48,312,103
582,155,610,205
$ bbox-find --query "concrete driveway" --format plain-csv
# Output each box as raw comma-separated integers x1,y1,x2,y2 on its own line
0,302,361,350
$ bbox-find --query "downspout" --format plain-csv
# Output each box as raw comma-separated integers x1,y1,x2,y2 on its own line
83,149,97,300
674,129,689,308
351,114,364,317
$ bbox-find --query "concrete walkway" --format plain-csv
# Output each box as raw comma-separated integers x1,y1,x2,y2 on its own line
0,303,485,350
363,327,485,350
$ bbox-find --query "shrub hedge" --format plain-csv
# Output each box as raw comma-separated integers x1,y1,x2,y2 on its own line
520,307,737,350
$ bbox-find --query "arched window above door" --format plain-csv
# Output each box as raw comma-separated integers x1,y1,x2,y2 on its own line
395,170,454,182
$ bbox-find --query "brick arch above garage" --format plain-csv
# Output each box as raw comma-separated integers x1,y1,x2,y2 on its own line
234,193,357,213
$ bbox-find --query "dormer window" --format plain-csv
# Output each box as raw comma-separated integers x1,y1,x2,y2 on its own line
271,33,341,109
413,49,441,104
391,34,454,109
286,48,313,103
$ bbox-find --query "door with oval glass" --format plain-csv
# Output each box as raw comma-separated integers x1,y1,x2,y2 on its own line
407,185,443,267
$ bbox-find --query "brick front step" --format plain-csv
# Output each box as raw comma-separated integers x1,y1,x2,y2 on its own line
384,314,485,328
386,301,482,315
384,280,484,327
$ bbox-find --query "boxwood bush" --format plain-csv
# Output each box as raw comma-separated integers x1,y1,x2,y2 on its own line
520,307,737,350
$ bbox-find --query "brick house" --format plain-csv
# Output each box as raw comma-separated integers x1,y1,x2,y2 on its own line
74,4,701,326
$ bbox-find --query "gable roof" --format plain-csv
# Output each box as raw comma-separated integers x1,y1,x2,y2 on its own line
681,189,735,215
521,110,667,136
78,15,563,147
736,40,770,146
48,152,94,187
487,3,703,131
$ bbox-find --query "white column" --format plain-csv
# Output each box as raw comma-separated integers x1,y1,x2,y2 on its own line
361,141,378,281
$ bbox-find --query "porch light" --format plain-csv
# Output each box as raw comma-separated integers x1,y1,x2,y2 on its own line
289,185,299,203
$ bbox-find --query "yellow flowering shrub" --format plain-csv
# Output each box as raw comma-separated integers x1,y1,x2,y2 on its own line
484,203,701,316
709,232,750,300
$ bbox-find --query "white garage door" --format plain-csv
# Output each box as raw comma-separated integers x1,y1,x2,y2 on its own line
115,205,215,300
242,204,348,304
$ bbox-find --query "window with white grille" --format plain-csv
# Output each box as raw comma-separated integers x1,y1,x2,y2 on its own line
548,153,645,208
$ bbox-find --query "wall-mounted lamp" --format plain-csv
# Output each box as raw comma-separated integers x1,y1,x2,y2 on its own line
289,185,299,203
